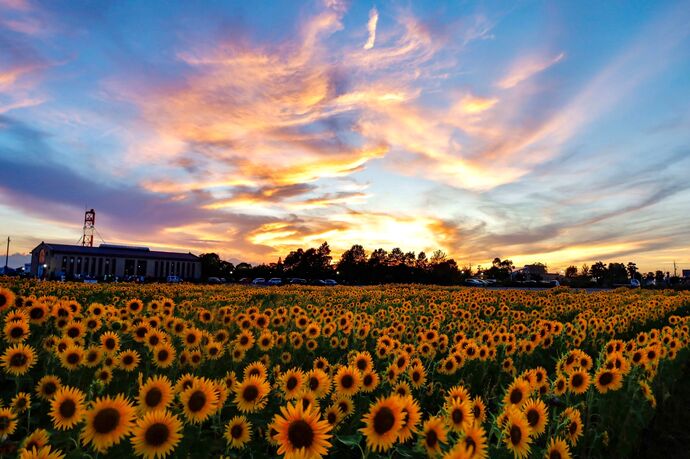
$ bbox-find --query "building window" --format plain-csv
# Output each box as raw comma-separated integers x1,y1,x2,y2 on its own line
62,257,67,272
84,258,90,275
111,258,117,275
98,258,104,276
154,261,159,277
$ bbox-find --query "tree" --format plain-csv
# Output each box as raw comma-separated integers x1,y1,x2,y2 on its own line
626,262,638,280
198,253,235,280
607,263,628,285
565,266,578,278
580,264,590,277
590,261,607,284
337,245,367,284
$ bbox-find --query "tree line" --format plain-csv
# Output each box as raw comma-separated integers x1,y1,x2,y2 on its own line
198,243,685,287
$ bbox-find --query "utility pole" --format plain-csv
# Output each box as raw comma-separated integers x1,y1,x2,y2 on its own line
4,237,9,270
673,260,677,277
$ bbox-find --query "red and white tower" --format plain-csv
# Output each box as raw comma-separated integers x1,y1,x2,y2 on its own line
82,209,96,247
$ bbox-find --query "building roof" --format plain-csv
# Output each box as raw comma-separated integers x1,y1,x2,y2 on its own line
32,242,199,261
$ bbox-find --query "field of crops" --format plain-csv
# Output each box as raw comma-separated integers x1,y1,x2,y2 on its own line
0,280,688,459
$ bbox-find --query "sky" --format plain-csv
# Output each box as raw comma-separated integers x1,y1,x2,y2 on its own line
1,0,690,273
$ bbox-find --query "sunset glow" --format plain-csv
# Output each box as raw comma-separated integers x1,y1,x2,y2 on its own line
1,0,689,271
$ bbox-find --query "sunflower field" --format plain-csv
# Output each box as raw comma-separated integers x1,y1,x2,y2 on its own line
0,279,688,459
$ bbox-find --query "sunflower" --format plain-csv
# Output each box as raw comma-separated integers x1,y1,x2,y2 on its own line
272,402,332,459
351,351,374,373
553,376,567,396
83,346,103,368
20,428,51,453
594,368,623,394
100,331,121,354
360,395,406,453
461,423,488,459
421,416,448,456
397,395,421,443
81,395,136,453
361,370,380,393
1,343,36,375
0,407,17,436
12,391,31,413
324,405,343,428
447,398,474,433
279,368,306,400
225,415,252,449
234,375,271,413
50,386,86,430
408,364,427,389
152,342,176,368
4,319,30,343
95,367,113,385
562,408,583,446
180,378,219,424
59,344,84,370
0,286,15,312
522,398,548,436
472,397,487,425
545,437,571,459
138,375,174,412
502,380,529,410
333,366,361,397
306,368,331,399
130,409,182,459
443,444,472,459
36,375,62,400
567,370,590,395
503,410,532,459
118,349,140,371
332,396,355,418
26,302,48,324
18,445,66,459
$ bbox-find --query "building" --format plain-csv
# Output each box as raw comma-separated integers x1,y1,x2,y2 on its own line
30,242,201,281
512,264,560,282
683,269,690,279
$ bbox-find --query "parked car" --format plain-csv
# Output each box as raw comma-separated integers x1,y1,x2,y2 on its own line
167,275,181,283
630,279,641,288
207,277,223,284
267,278,283,286
289,278,307,285
465,279,486,287
251,278,266,286
238,277,252,284
323,279,338,286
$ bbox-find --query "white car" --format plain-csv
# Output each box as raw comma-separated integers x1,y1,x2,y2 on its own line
251,278,266,286
630,279,641,288
167,275,181,283
267,278,283,286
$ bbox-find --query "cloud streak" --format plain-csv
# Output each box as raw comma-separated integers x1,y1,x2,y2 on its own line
363,7,378,50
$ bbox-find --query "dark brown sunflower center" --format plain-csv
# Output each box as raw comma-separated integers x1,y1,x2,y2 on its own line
43,382,57,396
157,350,169,361
464,436,476,452
67,327,80,338
287,377,298,391
363,374,373,386
0,295,6,307
59,399,77,418
452,408,464,424
243,385,259,402
599,372,613,386
569,421,577,435
231,424,244,439
93,407,120,434
527,409,540,427
373,406,396,435
327,411,337,424
105,338,116,349
145,388,163,407
0,416,9,430
10,352,27,367
509,389,523,404
145,422,170,447
549,450,562,459
426,429,438,448
341,374,354,389
187,391,206,412
287,419,314,449
309,377,319,391
10,327,24,338
30,307,44,319
356,359,367,371
123,355,134,365
510,425,522,445
67,353,79,364
572,374,584,387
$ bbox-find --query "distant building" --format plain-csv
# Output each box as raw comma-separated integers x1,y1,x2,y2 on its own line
30,242,201,281
512,264,559,281
682,269,690,279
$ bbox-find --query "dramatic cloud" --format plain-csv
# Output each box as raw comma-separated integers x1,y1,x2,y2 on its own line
363,7,378,50
1,1,689,271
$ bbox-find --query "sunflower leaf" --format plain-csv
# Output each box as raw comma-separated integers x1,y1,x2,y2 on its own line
338,433,363,446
